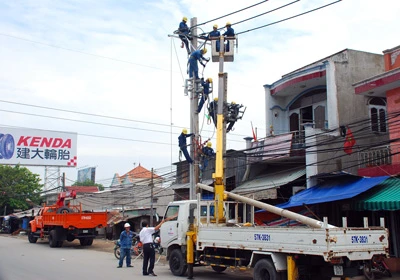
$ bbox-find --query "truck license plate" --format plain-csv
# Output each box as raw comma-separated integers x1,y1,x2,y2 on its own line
83,230,88,233
333,265,343,276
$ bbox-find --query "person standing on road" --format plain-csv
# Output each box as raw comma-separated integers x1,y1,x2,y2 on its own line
118,223,134,268
140,216,175,276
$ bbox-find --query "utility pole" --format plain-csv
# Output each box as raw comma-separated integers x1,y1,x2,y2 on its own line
62,172,66,192
189,17,199,200
150,168,154,226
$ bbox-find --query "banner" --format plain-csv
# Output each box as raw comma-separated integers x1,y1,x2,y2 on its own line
0,127,77,167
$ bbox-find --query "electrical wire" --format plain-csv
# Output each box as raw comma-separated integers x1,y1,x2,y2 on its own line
192,0,271,28
237,0,342,35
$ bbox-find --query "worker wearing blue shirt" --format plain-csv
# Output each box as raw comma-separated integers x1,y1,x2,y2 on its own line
188,48,209,80
117,223,134,268
200,142,215,171
197,78,212,113
208,24,221,52
179,17,191,55
223,22,235,52
178,129,194,164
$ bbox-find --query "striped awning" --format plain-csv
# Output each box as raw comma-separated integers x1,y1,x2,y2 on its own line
355,177,400,211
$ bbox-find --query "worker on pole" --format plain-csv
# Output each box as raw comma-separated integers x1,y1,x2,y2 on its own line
188,48,209,81
197,77,212,113
179,17,191,55
178,129,194,164
200,142,215,171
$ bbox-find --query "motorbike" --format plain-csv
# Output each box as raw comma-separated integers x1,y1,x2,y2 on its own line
114,232,162,260
363,255,392,280
114,233,141,260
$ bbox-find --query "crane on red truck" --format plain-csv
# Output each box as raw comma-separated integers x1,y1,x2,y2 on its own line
28,190,107,248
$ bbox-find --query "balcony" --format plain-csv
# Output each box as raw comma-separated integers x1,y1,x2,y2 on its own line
358,145,400,176
247,131,305,163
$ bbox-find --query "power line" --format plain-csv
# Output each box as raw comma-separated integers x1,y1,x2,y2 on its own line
237,0,342,35
229,0,300,28
192,0,271,28
0,99,254,139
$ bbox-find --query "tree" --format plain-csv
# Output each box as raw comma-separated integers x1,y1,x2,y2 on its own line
72,179,104,191
0,165,42,214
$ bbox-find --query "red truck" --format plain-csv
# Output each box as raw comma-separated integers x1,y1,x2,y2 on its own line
28,190,107,248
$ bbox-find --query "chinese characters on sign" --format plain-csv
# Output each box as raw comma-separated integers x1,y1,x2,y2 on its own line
0,127,77,167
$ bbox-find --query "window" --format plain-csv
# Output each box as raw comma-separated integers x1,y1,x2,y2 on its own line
369,98,387,133
164,205,179,221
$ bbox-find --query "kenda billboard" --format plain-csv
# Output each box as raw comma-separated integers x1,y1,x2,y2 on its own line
0,127,77,167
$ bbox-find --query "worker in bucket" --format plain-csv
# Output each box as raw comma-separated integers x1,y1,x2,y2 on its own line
197,77,213,113
117,223,134,268
178,128,194,164
207,24,221,52
223,22,235,52
200,142,215,171
208,97,218,128
179,17,191,55
188,48,209,81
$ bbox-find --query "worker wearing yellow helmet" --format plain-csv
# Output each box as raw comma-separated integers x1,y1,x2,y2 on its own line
179,17,191,55
188,48,209,81
223,21,235,52
227,101,241,133
178,128,194,164
207,24,221,52
197,77,213,114
208,97,218,128
200,141,215,172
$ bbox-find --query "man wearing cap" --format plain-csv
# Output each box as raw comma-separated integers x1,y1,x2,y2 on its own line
117,223,134,268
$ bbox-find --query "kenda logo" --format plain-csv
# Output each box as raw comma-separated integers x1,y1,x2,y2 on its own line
81,216,92,220
17,136,72,148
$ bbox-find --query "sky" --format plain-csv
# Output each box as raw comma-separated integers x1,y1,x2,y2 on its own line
0,0,399,188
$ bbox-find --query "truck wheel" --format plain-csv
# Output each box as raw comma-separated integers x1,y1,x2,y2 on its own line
28,232,38,243
169,248,188,276
80,238,87,246
211,266,227,273
56,240,64,247
254,259,277,280
56,207,71,214
363,262,375,280
49,230,58,248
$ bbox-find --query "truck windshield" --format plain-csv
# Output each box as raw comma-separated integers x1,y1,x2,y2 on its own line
165,206,179,221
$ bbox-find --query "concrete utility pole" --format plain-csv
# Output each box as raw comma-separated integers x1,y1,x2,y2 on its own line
189,17,199,200
150,168,154,226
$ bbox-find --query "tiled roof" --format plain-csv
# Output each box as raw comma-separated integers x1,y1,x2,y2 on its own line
65,186,99,193
121,164,161,180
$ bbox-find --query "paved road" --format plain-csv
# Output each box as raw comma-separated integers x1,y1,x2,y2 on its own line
0,235,252,280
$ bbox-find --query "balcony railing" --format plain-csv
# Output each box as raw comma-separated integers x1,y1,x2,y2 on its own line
358,146,392,168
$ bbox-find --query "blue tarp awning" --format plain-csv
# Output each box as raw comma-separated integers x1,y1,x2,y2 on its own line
277,176,389,209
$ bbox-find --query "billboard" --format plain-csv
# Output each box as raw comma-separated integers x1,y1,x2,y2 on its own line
77,167,96,183
0,127,77,167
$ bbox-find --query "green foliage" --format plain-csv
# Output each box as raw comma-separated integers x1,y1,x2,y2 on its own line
0,165,42,214
72,179,104,191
